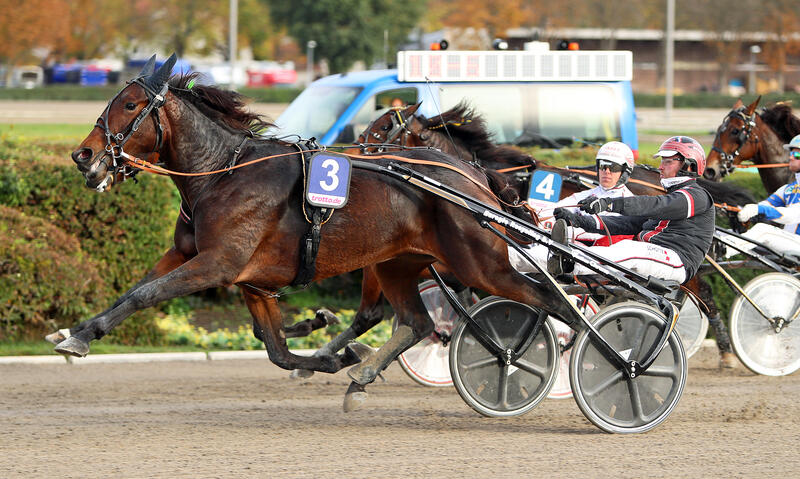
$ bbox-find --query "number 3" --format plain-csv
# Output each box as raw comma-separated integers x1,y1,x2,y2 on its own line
319,158,340,191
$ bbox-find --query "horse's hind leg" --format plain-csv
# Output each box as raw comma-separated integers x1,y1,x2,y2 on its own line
244,288,363,373
343,257,433,411
290,265,386,379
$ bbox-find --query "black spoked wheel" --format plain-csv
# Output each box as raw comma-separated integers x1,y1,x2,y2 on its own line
569,302,686,434
449,297,558,417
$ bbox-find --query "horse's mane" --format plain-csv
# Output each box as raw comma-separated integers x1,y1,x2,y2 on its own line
759,103,800,143
169,73,275,134
419,101,533,168
697,178,756,206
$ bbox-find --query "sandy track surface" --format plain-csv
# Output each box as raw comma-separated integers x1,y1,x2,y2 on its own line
1,356,797,478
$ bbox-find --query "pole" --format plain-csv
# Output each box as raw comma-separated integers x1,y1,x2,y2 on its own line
307,40,317,86
383,29,389,68
229,0,237,90
749,45,761,94
665,0,675,120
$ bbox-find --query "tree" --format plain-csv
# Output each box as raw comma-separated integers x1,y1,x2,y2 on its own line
0,0,69,79
268,0,425,73
758,0,800,92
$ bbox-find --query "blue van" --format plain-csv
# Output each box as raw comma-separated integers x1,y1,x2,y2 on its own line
270,49,639,158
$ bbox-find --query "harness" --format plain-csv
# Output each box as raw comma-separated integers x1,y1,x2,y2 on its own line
711,107,758,176
293,138,334,287
95,77,168,189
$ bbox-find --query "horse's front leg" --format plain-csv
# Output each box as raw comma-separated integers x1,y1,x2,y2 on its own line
53,252,229,357
46,246,194,345
243,289,362,373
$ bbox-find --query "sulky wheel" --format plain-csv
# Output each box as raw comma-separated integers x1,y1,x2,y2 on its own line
547,295,599,400
394,280,478,387
729,272,800,376
674,295,709,359
449,297,559,417
569,302,686,434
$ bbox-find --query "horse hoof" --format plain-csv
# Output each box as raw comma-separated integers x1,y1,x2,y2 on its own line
44,328,70,345
289,368,315,380
315,308,340,325
54,337,90,358
342,382,368,412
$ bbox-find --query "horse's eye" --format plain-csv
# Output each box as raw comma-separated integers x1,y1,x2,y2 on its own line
730,128,739,136
125,102,137,111
380,124,390,131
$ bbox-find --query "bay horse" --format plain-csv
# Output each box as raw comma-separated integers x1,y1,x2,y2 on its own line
706,96,797,193
53,54,574,409
357,101,757,363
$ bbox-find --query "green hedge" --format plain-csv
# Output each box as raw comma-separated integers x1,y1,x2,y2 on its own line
634,92,800,109
0,136,178,343
0,206,110,340
0,85,301,103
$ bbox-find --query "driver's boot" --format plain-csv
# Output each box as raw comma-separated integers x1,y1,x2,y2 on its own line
547,219,574,276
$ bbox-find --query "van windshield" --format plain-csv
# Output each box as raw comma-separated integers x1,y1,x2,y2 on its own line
269,85,362,139
439,83,620,147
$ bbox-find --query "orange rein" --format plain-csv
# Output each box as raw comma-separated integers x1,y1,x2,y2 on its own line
119,148,531,214
734,162,789,169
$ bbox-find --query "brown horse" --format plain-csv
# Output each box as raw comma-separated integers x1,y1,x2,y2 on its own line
706,96,797,193
53,55,575,409
358,101,758,362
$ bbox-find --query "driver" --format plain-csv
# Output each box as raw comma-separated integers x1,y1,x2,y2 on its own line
507,141,636,271
735,133,800,258
549,136,715,284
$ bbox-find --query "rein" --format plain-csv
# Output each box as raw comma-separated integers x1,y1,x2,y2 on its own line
119,146,533,215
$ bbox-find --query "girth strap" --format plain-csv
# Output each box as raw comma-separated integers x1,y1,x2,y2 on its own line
292,139,334,287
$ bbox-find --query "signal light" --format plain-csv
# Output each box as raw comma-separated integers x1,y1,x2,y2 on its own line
430,39,449,51
492,38,509,50
557,40,579,51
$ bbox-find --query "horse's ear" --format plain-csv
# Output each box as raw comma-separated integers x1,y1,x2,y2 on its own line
404,102,422,117
139,55,157,78
733,98,744,110
148,53,177,89
746,95,761,115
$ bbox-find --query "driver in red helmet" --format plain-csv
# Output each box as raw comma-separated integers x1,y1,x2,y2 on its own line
551,136,715,284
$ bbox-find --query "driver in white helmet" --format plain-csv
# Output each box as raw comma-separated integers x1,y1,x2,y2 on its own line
508,141,636,271
550,136,715,284
735,133,800,258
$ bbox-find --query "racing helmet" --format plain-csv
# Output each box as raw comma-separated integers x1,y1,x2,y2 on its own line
595,141,635,187
783,133,800,151
653,136,706,176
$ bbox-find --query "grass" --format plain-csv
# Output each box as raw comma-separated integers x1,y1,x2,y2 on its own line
0,123,92,140
0,340,206,356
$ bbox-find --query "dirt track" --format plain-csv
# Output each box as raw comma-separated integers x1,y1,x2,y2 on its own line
1,355,798,478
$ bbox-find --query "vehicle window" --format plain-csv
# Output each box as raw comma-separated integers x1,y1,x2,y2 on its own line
439,83,620,147
268,85,361,139
349,88,418,138
537,85,619,144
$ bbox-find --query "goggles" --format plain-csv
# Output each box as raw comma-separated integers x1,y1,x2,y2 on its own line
597,160,624,173
789,150,800,160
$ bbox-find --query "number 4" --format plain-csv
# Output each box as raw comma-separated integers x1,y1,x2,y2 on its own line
535,174,555,200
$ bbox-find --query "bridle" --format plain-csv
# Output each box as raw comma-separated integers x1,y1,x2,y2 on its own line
710,107,759,177
93,77,168,189
359,108,415,152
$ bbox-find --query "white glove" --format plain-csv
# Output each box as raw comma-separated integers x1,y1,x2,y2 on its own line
737,203,759,222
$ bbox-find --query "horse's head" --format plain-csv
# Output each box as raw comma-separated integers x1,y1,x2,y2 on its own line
71,54,177,192
706,96,761,181
357,102,424,152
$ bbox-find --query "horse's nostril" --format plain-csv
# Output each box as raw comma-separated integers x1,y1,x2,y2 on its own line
72,148,93,164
